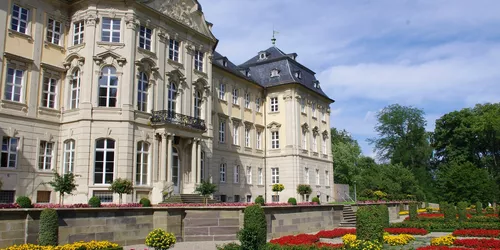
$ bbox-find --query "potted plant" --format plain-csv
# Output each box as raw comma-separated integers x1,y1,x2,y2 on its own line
297,184,312,201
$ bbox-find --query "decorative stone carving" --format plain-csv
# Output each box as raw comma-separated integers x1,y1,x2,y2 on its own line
124,14,140,29
312,126,319,136
147,0,200,31
166,70,187,87
85,13,98,26
322,130,329,140
267,121,281,132
301,123,309,133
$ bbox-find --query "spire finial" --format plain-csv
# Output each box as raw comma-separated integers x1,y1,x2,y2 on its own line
272,27,279,46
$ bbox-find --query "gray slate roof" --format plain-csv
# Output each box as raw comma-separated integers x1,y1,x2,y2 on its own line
214,47,334,103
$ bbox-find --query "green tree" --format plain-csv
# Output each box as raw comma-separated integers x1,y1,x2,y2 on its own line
47,171,78,205
331,128,362,186
109,178,133,204
194,180,217,205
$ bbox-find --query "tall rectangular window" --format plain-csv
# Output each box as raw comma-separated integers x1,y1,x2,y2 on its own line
258,168,263,185
219,163,226,183
325,171,330,186
94,139,115,184
4,68,24,102
233,124,239,145
169,39,179,62
63,140,75,174
69,70,81,109
200,151,205,181
101,17,120,43
302,131,307,150
316,169,320,185
11,4,29,34
137,72,149,112
1,137,18,168
305,167,310,184
270,97,278,112
322,110,326,121
313,135,317,152
41,77,57,109
232,88,239,105
245,127,250,147
312,104,317,118
194,50,204,71
73,21,84,45
246,166,252,184
98,66,118,107
136,142,149,185
219,120,225,143
255,97,261,112
271,167,279,184
245,93,250,108
271,131,279,149
301,98,306,113
218,83,226,100
234,165,239,183
256,131,262,149
46,18,62,45
322,137,327,154
139,26,152,50
38,141,53,171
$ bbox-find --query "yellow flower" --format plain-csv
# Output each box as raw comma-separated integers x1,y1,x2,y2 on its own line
431,234,456,246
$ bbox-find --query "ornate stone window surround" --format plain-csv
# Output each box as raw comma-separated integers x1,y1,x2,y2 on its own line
136,17,157,54
94,62,123,109
40,66,63,111
44,14,69,51
268,94,279,113
135,59,158,113
97,12,126,45
8,1,34,42
1,54,32,109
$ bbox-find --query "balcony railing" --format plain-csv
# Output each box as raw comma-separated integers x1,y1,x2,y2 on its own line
150,110,206,131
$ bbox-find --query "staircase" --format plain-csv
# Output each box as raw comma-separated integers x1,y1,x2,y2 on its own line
163,194,217,204
339,205,357,227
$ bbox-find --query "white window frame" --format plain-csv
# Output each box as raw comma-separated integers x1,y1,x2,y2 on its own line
46,18,62,45
169,39,180,62
313,135,317,152
98,66,118,107
255,97,261,112
69,69,81,109
73,21,84,45
219,163,226,183
246,166,252,184
305,167,310,184
219,120,225,143
38,141,54,171
194,50,204,71
245,93,250,108
41,77,58,109
271,167,279,184
234,165,239,184
218,83,226,100
101,17,121,43
301,98,306,113
194,91,202,118
270,97,278,112
1,137,19,168
167,82,177,112
10,4,29,34
94,139,115,184
302,131,307,150
256,131,262,149
271,131,279,149
322,110,326,122
312,104,317,118
232,124,239,145
136,141,149,185
316,169,320,185
322,137,327,154
325,170,330,186
63,140,75,174
200,151,205,181
139,25,152,51
258,167,263,185
4,67,24,102
137,72,149,112
232,88,239,105
245,127,250,147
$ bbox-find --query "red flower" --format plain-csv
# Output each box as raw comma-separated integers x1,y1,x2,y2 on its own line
454,238,500,248
270,234,319,245
453,229,500,238
315,228,356,238
385,228,428,235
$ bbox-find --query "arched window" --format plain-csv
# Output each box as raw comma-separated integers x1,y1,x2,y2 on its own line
63,139,75,174
94,138,115,184
136,141,149,185
137,72,149,112
69,69,80,109
194,91,201,118
98,66,118,107
167,82,177,115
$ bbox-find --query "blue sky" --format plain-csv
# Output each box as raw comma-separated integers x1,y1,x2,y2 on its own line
199,0,500,157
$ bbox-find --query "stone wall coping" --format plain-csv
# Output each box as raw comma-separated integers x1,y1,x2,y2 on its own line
354,202,415,206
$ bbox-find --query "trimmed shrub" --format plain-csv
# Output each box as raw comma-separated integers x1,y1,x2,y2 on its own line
409,203,418,221
476,201,483,215
486,206,494,214
312,197,320,205
442,203,457,222
380,204,389,228
356,205,384,242
457,202,468,222
39,208,58,246
16,196,32,208
239,204,267,250
255,195,265,206
88,196,101,207
139,198,151,207
287,197,297,205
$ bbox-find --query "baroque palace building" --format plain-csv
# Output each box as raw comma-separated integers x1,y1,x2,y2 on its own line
0,0,334,204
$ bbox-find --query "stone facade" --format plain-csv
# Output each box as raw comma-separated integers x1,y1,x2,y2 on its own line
0,0,334,205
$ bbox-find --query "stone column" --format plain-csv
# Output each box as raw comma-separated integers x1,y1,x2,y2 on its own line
160,134,167,181
196,140,201,183
167,134,174,182
191,139,197,183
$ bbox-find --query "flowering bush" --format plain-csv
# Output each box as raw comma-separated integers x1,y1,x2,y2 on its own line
0,203,20,209
145,228,176,249
452,229,500,237
269,234,319,245
383,232,415,246
373,190,387,200
417,247,479,250
342,234,383,250
272,183,285,192
384,228,428,235
454,238,500,248
430,235,456,246
315,228,356,238
3,240,120,250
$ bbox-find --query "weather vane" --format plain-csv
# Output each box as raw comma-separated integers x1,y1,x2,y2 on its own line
272,27,279,46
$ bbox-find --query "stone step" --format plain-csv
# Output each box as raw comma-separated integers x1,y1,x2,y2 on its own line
339,222,356,227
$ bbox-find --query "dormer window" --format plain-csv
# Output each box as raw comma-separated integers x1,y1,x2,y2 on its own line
313,80,320,89
259,52,267,60
222,59,228,67
246,70,251,77
294,71,302,79
271,69,280,77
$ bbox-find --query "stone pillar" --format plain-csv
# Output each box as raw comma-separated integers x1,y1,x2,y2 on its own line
196,140,201,183
191,139,197,183
160,134,167,181
167,135,174,182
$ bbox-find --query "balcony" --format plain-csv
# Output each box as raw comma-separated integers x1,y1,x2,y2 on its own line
150,110,206,131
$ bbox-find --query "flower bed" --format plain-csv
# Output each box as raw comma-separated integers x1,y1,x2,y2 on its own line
269,234,319,245
315,228,356,238
384,227,428,235
390,220,500,231
156,202,318,207
2,240,121,250
453,229,500,238
417,246,489,250
454,238,500,248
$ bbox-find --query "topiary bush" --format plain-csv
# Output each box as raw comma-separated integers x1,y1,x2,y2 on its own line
239,204,267,250
139,198,151,207
287,197,297,205
16,196,32,208
409,203,418,221
356,205,384,243
39,208,58,246
486,206,494,214
380,204,389,228
254,195,265,206
476,201,483,215
88,196,101,207
312,197,320,205
443,203,457,222
457,201,468,222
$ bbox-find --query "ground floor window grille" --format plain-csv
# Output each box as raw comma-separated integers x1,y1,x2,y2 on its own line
234,195,240,202
272,195,279,202
220,195,227,202
246,195,252,202
93,190,113,203
0,190,15,203
37,191,51,203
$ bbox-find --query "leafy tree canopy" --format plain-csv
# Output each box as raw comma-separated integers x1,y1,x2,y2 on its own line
47,171,78,205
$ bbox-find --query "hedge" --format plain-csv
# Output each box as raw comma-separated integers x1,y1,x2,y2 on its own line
409,203,418,221
39,209,59,246
457,202,468,222
356,205,384,242
239,204,267,250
